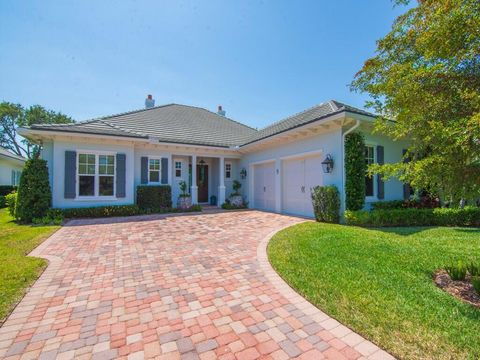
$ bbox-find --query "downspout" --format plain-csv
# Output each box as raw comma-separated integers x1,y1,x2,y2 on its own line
341,119,361,214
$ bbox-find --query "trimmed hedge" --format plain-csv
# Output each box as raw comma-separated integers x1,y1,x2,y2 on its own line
345,207,480,227
60,203,202,219
311,185,340,223
136,185,172,210
16,158,51,223
345,132,367,211
371,197,440,210
0,185,16,196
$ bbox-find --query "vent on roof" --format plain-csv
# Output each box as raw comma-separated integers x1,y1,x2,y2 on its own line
217,105,226,116
145,95,155,109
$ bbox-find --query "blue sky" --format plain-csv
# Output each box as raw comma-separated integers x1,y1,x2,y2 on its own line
0,1,407,129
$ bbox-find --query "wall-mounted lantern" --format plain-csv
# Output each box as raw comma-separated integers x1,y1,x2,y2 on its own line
240,168,247,179
321,154,334,173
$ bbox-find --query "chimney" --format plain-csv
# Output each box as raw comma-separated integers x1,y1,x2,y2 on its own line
145,94,155,109
217,105,226,116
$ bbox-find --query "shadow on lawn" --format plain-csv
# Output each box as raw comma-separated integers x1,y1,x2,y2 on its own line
369,226,435,236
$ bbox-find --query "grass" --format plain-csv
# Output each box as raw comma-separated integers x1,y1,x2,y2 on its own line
0,209,59,324
268,223,480,360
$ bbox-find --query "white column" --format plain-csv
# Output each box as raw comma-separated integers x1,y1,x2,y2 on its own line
167,154,173,185
191,155,198,204
275,158,282,213
218,157,226,206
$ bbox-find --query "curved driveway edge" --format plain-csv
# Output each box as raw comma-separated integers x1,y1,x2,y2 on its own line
0,211,394,359
257,226,395,360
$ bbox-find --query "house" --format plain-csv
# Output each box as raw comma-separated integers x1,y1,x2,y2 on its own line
18,96,409,217
0,146,25,186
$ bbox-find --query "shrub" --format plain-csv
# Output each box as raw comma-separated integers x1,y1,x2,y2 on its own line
472,277,480,295
467,263,480,277
345,132,366,211
136,185,172,210
371,197,440,210
0,195,5,208
60,203,202,219
221,200,248,210
232,180,241,196
5,191,17,217
311,185,340,223
15,158,51,223
445,262,467,281
62,205,142,218
32,209,64,226
344,207,480,227
0,185,16,196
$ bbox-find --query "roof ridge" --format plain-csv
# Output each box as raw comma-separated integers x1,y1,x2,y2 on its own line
256,101,330,131
98,119,148,138
95,103,176,121
172,104,258,132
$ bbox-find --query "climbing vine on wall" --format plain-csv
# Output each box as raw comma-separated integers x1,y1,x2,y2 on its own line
345,132,366,211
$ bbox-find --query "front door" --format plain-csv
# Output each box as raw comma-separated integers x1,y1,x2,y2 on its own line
197,164,208,202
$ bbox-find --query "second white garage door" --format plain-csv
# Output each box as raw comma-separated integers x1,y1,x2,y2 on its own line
282,154,323,217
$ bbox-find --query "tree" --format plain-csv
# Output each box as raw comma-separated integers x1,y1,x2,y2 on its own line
0,102,73,158
15,157,51,223
351,0,480,206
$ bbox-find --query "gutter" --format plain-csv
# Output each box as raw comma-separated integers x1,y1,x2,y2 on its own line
341,119,361,213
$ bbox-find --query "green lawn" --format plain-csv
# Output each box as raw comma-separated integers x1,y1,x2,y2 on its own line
0,209,59,324
268,223,480,360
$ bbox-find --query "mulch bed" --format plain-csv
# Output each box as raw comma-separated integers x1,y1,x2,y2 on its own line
434,269,480,308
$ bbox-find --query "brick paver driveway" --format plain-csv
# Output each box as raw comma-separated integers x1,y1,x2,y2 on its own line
0,210,391,360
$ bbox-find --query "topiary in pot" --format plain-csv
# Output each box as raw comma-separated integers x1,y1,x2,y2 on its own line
229,180,243,207
177,180,192,210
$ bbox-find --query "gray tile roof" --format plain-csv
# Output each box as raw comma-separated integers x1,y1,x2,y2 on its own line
28,100,374,148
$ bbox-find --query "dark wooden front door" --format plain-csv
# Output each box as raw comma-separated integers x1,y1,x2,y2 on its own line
197,164,208,202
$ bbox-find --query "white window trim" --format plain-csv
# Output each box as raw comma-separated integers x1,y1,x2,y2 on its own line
148,156,162,184
75,150,116,200
225,161,232,181
364,142,377,202
174,160,183,179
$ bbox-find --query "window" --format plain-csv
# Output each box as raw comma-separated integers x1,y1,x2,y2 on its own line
365,145,375,197
225,162,232,179
175,161,182,178
11,170,21,186
149,158,160,183
78,153,115,197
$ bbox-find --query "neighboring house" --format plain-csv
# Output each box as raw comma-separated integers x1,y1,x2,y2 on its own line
0,146,25,186
18,96,409,217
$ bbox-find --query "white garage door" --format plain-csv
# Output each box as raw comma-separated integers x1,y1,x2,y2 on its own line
282,154,323,217
253,162,276,211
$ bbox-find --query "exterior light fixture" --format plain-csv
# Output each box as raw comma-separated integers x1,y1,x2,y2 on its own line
321,154,334,173
240,168,247,179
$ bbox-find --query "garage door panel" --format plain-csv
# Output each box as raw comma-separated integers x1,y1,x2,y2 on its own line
253,162,275,212
281,154,323,217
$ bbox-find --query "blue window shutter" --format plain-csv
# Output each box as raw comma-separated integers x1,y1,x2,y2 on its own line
64,151,76,199
402,149,411,199
116,153,126,198
161,158,168,184
376,146,384,199
141,157,148,184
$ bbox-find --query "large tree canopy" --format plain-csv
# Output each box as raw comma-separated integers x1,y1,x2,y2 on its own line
351,0,480,205
0,102,73,158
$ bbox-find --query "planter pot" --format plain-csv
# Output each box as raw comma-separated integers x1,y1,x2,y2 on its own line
177,196,192,210
229,195,243,207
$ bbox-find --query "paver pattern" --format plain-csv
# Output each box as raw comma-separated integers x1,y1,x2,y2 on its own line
0,210,393,359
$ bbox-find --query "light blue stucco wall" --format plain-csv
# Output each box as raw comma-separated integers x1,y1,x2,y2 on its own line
362,130,409,205
48,139,135,208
